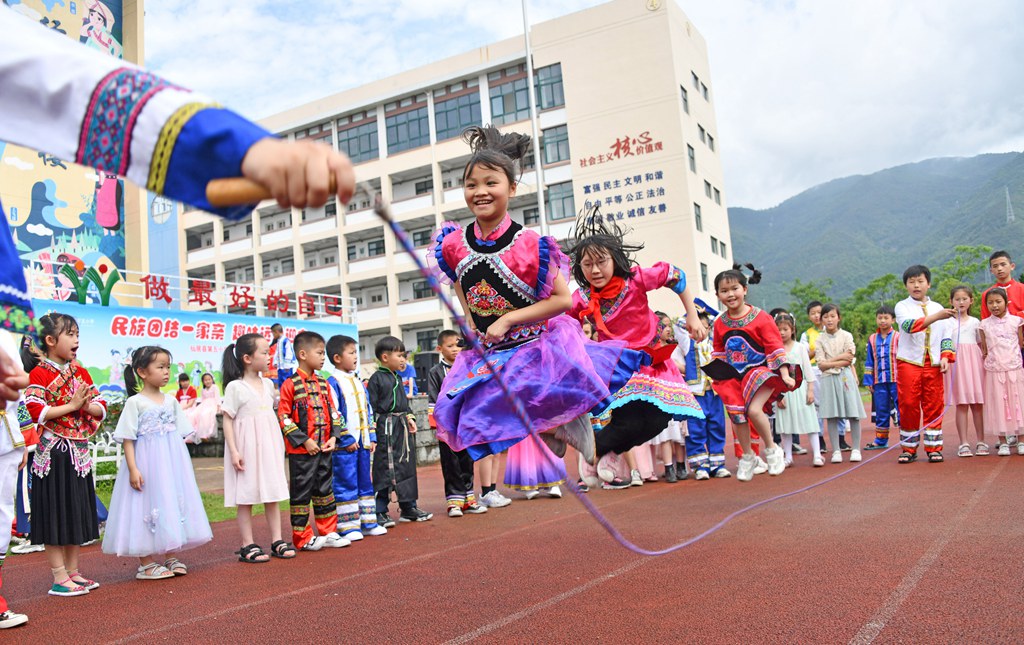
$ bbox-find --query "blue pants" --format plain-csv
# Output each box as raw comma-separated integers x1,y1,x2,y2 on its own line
15,453,31,534
871,382,899,445
332,444,378,536
685,391,727,473
274,368,294,389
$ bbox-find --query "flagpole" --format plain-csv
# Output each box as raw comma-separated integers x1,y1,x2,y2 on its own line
522,0,549,236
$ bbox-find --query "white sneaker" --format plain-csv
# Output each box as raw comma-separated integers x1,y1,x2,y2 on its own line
448,505,464,517
998,443,1011,456
765,445,785,475
1017,442,1024,456
494,491,513,505
813,456,824,467
695,469,711,480
321,532,351,548
737,454,758,482
524,490,540,500
784,457,793,468
753,456,768,475
10,542,44,555
630,469,643,486
712,467,732,478
0,610,29,629
831,450,843,464
546,486,562,498
482,490,511,508
597,454,618,483
362,525,388,536
850,449,862,463
341,530,364,541
302,536,326,551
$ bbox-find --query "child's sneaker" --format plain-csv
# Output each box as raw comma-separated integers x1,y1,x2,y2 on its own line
0,610,28,629
10,541,44,555
765,445,785,475
377,512,396,528
447,505,464,517
362,524,388,536
546,486,562,498
601,477,631,490
831,450,843,464
301,536,326,552
850,449,862,463
464,502,488,514
736,454,758,482
524,489,540,500
753,456,769,475
576,478,590,493
321,532,351,548
481,490,511,508
1016,442,1024,456
664,466,678,483
998,443,1011,456
712,466,731,478
694,468,710,480
793,444,808,455
399,507,433,522
596,454,618,483
813,455,825,467
630,469,643,487
341,530,364,542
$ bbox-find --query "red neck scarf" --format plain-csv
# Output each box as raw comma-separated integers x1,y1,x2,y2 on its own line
577,277,626,337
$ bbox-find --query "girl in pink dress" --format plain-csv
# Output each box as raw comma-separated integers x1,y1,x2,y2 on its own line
979,288,1024,455
220,333,292,563
190,373,221,443
945,286,986,457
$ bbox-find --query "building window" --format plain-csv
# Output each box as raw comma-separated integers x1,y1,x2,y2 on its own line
434,92,481,141
720,242,728,259
412,229,432,247
698,125,706,143
714,188,721,205
541,125,570,165
680,86,689,114
688,145,696,172
412,280,433,300
281,258,294,274
489,76,530,126
414,179,433,196
337,120,379,163
523,207,540,226
347,244,357,261
545,182,575,221
708,134,715,151
366,239,385,257
325,203,337,216
711,236,719,255
386,105,430,154
702,83,709,100
701,263,708,291
692,71,700,90
535,63,564,110
704,181,712,198
694,203,703,232
370,292,385,305
416,329,438,352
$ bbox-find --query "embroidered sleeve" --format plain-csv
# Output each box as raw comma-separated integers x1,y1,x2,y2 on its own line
23,368,49,425
276,380,306,448
427,222,464,285
536,236,571,300
759,313,787,371
327,386,347,443
940,319,956,362
895,301,923,334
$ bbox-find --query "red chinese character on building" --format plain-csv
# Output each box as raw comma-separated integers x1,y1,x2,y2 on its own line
129,316,147,336
609,135,633,159
210,322,226,341
146,318,164,337
189,279,216,307
140,274,173,304
231,324,247,340
195,321,212,340
111,316,129,336
229,285,256,310
164,319,181,339
266,289,290,314
324,295,345,318
297,292,316,317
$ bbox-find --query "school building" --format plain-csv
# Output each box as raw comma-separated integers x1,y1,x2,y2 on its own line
179,0,733,362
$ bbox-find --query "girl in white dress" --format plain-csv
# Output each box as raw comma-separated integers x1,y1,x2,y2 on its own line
773,314,821,466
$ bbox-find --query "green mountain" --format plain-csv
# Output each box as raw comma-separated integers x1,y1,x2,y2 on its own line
729,152,1024,307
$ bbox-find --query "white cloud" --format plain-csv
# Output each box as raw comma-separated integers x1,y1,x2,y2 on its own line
27,223,53,236
2,156,34,171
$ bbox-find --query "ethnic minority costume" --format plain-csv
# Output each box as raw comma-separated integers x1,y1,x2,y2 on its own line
0,331,28,616
368,368,419,513
102,395,212,557
571,263,705,457
24,358,105,546
427,360,480,510
705,307,798,425
863,328,900,446
677,324,728,477
278,370,342,549
327,368,382,538
894,297,955,457
430,215,643,459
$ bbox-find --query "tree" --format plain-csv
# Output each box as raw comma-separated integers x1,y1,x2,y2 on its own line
786,278,833,331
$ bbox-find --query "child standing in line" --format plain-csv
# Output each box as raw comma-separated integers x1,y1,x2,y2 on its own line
945,286,986,457
221,334,294,563
325,335,387,538
0,330,28,629
427,331,488,516
368,337,431,526
102,347,212,578
270,324,298,389
680,305,731,480
773,313,820,466
23,313,106,596
189,373,221,444
704,268,796,482
278,331,349,551
895,265,956,464
814,305,867,464
650,313,688,483
863,305,899,450
979,288,1024,455
981,251,1024,320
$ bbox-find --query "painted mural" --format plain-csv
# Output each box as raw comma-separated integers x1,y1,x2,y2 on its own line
1,0,128,302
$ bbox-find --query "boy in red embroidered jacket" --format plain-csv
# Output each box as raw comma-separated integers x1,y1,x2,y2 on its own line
277,331,348,551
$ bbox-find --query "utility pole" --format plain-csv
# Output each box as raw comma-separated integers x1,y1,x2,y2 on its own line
522,0,549,236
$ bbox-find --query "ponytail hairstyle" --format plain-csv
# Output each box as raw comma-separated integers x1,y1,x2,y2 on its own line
713,262,762,292
568,203,642,287
221,333,264,392
20,334,42,372
34,312,79,359
123,346,171,395
461,124,532,185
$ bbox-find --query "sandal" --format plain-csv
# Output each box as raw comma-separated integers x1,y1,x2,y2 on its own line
270,540,297,559
897,451,917,464
928,451,944,463
957,443,973,458
136,563,174,580
67,570,100,590
236,543,269,563
48,578,89,596
976,442,991,456
164,557,188,576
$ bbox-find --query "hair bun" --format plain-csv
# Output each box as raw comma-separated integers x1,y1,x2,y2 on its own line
462,124,531,162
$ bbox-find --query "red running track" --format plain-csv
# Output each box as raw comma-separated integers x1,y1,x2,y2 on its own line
5,420,1024,643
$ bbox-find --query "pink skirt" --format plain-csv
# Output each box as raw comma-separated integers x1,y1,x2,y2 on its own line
983,368,1024,436
945,343,984,405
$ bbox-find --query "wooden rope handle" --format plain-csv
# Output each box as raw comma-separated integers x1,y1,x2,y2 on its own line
205,176,337,208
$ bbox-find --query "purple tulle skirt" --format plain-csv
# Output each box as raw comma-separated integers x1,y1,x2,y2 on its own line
504,436,567,490
435,315,644,460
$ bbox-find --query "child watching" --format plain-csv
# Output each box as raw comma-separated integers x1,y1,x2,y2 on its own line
278,331,349,551
428,331,487,517
679,304,730,479
895,265,956,463
981,251,1024,319
369,337,430,525
175,373,197,412
863,305,899,450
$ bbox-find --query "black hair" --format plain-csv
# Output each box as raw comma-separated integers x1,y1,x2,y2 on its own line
902,264,931,284
654,311,670,321
820,303,841,318
769,307,789,317
177,373,190,384
568,204,642,287
774,312,796,330
950,284,974,301
714,269,747,291
436,330,460,347
875,304,895,317
990,250,1012,264
326,335,357,365
986,286,1009,305
271,323,283,332
20,334,43,372
201,372,215,387
30,312,79,361
293,331,325,355
124,346,172,395
461,124,532,185
697,310,711,324
806,301,823,314
374,335,405,359
221,332,264,391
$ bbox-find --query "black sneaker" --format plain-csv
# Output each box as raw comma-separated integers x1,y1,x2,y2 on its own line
664,467,678,483
377,512,396,529
675,463,689,480
839,440,853,452
575,478,590,493
399,507,433,522
601,477,631,490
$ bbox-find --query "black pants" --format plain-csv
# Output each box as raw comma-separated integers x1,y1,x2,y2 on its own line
596,401,672,457
439,441,475,503
288,452,336,533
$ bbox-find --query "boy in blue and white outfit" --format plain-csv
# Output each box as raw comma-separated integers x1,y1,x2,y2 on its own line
271,324,298,388
679,301,730,479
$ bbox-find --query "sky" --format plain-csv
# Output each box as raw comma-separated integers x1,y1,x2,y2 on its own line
145,0,1024,210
